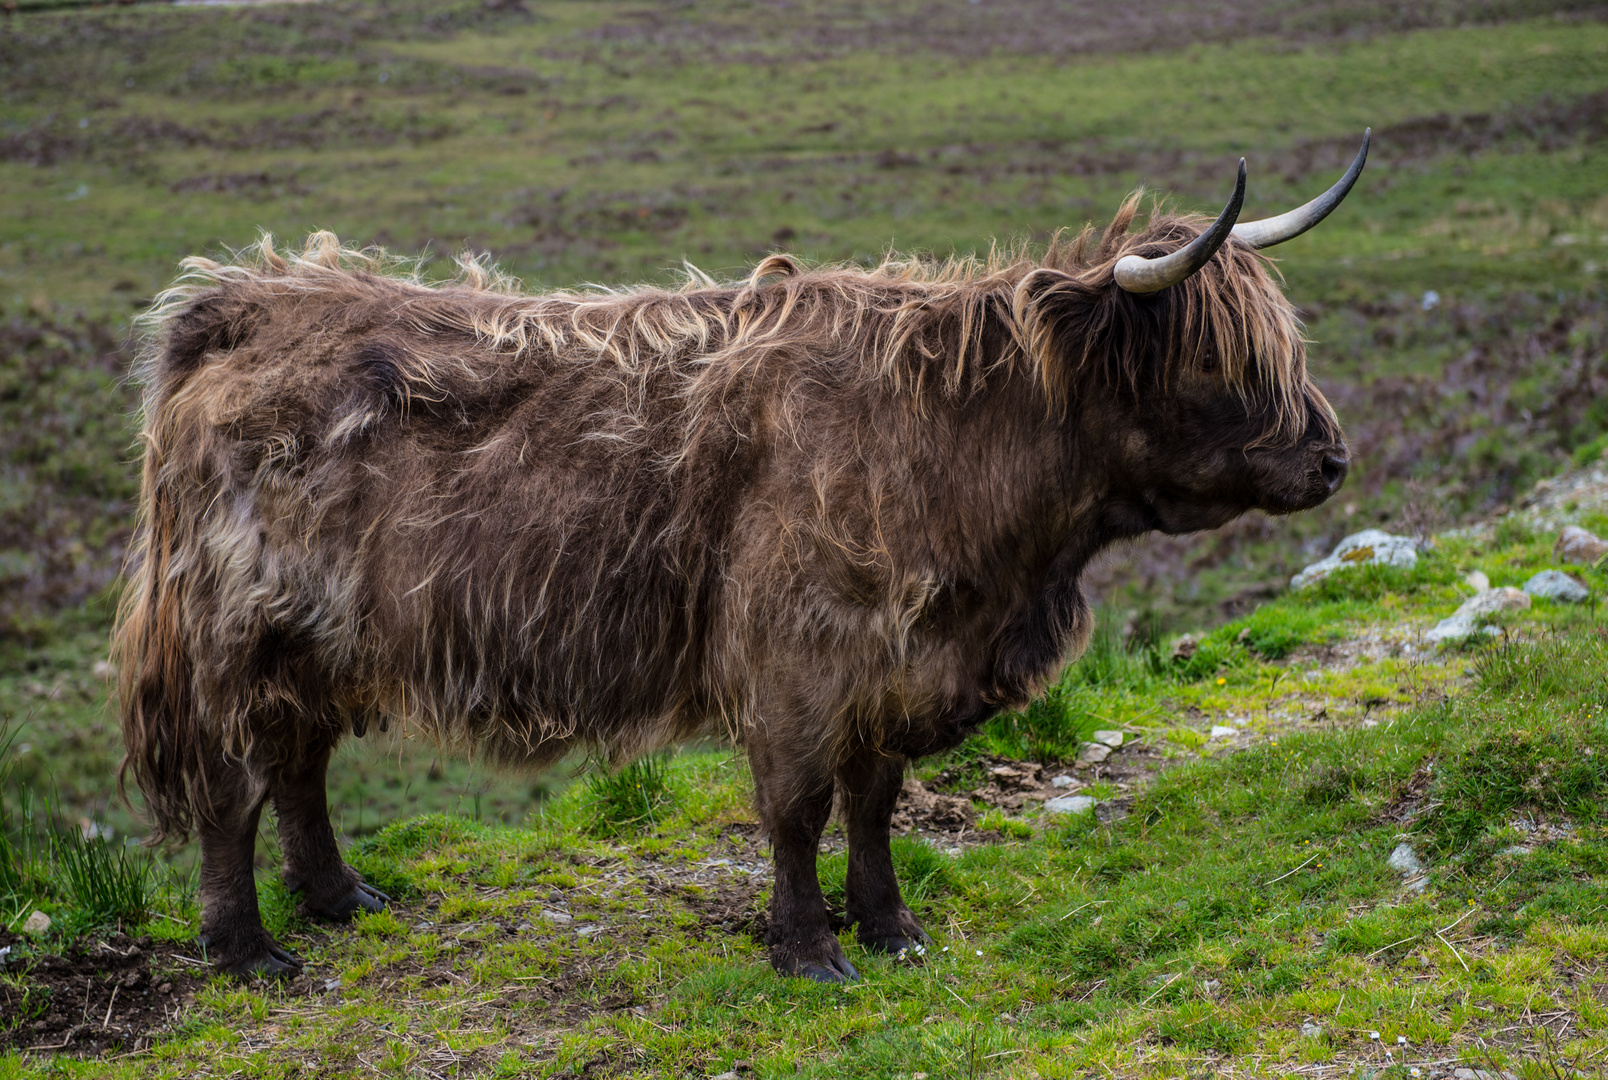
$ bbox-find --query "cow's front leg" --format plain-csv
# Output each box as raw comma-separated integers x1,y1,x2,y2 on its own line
750,739,858,983
840,750,930,956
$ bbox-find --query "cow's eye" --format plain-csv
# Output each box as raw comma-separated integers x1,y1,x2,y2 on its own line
1200,344,1217,373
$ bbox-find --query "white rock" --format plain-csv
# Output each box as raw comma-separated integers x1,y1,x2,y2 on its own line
1210,725,1235,738
1426,614,1477,643
540,909,572,924
1050,774,1075,788
1091,730,1124,748
1387,843,1422,875
1078,743,1110,764
1524,570,1589,603
1291,529,1419,589
1428,587,1530,642
20,911,50,935
1043,795,1096,815
1301,1021,1322,1039
1458,586,1531,618
1464,570,1490,591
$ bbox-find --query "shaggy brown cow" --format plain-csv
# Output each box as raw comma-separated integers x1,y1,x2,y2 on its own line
115,136,1366,982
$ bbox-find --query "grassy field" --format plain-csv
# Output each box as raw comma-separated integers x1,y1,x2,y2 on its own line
2,1,1608,1074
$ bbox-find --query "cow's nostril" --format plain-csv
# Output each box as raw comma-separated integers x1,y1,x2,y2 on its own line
1320,453,1349,493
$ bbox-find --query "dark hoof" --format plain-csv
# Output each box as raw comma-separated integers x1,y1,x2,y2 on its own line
798,960,859,983
858,913,932,957
204,935,302,979
307,882,389,922
773,938,859,983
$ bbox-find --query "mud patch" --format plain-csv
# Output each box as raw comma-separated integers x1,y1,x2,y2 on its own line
0,929,210,1058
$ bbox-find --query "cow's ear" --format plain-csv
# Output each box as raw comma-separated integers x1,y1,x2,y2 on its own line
1014,267,1157,406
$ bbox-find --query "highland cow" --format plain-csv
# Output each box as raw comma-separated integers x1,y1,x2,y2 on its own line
115,136,1366,981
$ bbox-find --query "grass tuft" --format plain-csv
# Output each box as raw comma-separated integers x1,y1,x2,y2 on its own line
52,826,151,929
585,755,674,836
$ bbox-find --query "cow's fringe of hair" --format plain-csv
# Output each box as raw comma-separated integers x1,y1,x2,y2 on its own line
117,207,1314,840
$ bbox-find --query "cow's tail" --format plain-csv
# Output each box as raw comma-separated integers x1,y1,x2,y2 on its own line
113,281,253,843
113,493,205,842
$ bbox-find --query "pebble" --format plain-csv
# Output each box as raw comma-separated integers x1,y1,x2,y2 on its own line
1464,570,1490,591
1209,725,1235,738
1523,569,1589,603
1050,774,1075,788
1301,1021,1322,1039
20,911,50,935
1077,743,1110,764
1291,529,1419,589
1090,730,1124,748
1427,587,1530,642
1555,525,1608,565
1042,795,1096,815
540,909,572,924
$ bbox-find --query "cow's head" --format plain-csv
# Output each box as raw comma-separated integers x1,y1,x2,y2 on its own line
1020,133,1365,537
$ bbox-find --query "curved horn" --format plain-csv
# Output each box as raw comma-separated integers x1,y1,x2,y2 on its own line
1113,159,1246,295
1231,129,1370,250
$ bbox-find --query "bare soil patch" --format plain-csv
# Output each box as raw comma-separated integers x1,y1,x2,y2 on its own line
0,928,210,1058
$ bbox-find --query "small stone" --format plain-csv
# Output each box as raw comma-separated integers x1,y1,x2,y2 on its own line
1200,978,1220,995
92,659,115,680
1170,634,1199,662
20,911,50,935
1458,586,1531,618
710,1073,740,1080
1428,587,1531,642
1043,795,1096,815
1077,743,1110,764
1050,774,1075,788
1524,570,1589,603
1464,570,1490,591
1301,1021,1322,1039
1091,730,1124,748
1210,725,1235,738
1292,529,1419,589
540,909,573,924
1556,525,1608,566
323,977,342,992
1387,843,1422,875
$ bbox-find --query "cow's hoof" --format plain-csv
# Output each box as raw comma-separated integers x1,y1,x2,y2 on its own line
797,959,859,983
307,881,389,922
858,912,932,957
205,934,302,979
773,936,860,983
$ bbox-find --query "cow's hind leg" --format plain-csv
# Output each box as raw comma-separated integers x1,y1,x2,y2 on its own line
840,750,931,956
750,739,858,983
273,738,387,922
196,764,299,977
